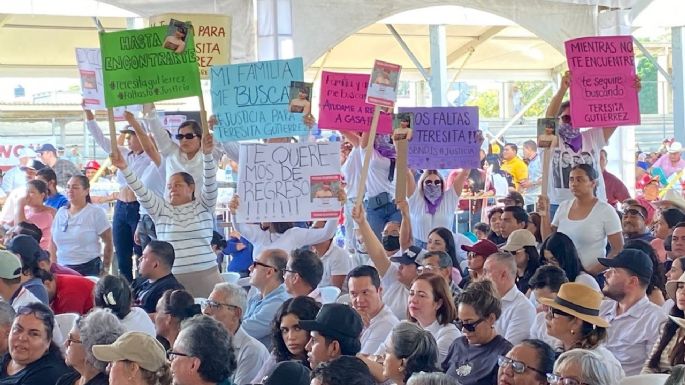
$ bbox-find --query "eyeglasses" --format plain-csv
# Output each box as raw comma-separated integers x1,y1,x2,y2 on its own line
547,373,590,385
456,318,485,332
66,337,82,346
624,208,645,219
283,268,297,275
424,180,442,186
417,265,438,274
559,115,572,124
175,133,199,141
166,349,192,361
546,307,571,319
498,356,547,376
251,261,278,271
200,300,239,311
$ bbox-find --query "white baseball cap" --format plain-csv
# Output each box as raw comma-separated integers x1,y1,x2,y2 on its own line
17,147,37,158
668,142,683,153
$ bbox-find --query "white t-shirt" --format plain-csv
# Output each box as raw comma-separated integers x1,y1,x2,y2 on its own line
381,263,409,320
51,204,111,266
552,199,622,270
360,305,399,355
496,286,536,345
121,307,156,337
365,148,395,199
318,243,353,288
408,188,458,243
342,146,362,200
547,129,607,205
530,311,562,349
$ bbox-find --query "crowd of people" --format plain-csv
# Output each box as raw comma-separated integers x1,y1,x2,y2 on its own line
0,68,683,385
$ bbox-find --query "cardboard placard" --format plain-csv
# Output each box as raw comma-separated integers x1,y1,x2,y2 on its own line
565,35,640,128
210,58,309,141
318,71,393,133
236,142,341,222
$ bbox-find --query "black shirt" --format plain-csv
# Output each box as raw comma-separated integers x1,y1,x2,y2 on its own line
131,274,185,313
55,371,108,385
487,232,506,245
0,351,71,385
442,335,513,385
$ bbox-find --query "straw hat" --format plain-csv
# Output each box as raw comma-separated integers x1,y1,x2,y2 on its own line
665,272,685,301
655,189,685,212
538,282,609,328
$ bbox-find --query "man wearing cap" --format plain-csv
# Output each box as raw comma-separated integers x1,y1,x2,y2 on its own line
652,141,685,178
1,147,37,193
203,282,269,385
483,251,536,345
598,249,668,375
35,143,81,189
501,143,528,190
418,251,462,302
500,206,529,243
84,109,153,283
351,205,420,320
347,265,399,355
622,204,655,243
0,250,41,310
460,239,499,289
300,303,364,369
498,192,525,209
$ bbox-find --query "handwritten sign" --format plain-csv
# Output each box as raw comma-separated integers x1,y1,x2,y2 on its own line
99,25,202,107
210,58,309,141
318,71,392,133
236,142,341,222
149,13,231,79
400,107,480,169
565,35,640,128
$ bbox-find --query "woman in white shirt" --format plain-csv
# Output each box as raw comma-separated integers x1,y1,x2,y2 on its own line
540,232,600,292
49,175,112,276
406,170,468,249
111,134,222,298
541,164,623,275
94,275,156,337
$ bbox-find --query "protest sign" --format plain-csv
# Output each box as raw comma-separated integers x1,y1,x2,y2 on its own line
99,25,202,107
210,58,309,141
76,48,106,110
318,71,392,133
366,60,402,108
149,13,231,79
399,107,480,169
565,35,640,128
0,138,53,172
236,142,341,222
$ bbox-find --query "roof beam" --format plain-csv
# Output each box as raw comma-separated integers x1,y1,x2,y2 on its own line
0,15,11,29
385,24,431,83
445,26,506,67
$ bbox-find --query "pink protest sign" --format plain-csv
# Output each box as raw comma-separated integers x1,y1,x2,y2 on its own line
318,71,392,133
565,35,640,128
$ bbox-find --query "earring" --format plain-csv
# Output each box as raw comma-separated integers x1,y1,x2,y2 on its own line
570,329,575,335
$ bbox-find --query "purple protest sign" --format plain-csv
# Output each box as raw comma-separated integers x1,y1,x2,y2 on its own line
318,71,392,133
565,35,640,128
400,106,480,170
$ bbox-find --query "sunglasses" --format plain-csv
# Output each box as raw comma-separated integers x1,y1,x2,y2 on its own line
166,349,192,361
547,373,590,385
251,261,278,271
559,114,572,124
498,356,547,376
456,318,484,332
546,307,571,319
424,180,442,186
624,208,645,219
175,133,200,141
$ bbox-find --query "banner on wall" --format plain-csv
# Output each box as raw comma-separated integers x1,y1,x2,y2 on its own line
210,58,309,141
99,24,202,107
235,142,341,223
565,35,640,128
149,13,232,79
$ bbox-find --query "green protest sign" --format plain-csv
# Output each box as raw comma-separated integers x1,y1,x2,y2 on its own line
99,23,202,107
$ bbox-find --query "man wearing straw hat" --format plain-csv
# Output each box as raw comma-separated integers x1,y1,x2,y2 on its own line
598,248,668,375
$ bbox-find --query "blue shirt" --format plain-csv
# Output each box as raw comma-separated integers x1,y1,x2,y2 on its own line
225,236,253,273
45,193,68,210
243,284,290,348
524,152,542,206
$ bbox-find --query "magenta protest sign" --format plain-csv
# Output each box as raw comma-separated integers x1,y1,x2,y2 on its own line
318,71,392,133
400,107,480,169
565,35,640,128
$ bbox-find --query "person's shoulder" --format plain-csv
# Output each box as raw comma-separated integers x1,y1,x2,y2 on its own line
493,334,514,351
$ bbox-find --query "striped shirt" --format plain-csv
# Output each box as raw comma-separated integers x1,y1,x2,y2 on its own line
122,153,218,274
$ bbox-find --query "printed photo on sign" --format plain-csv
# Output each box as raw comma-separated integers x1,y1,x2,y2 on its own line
81,71,98,91
393,112,414,141
164,19,189,53
536,118,557,148
310,175,340,201
289,81,313,115
366,60,401,108
552,148,597,189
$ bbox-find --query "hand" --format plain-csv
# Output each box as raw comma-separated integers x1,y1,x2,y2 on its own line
82,100,95,121
229,195,240,214
633,75,642,93
351,204,366,225
337,188,347,204
303,114,316,128
133,228,141,246
202,133,214,155
110,146,127,170
392,128,412,142
142,103,155,115
229,229,241,239
208,115,218,131
561,71,571,89
123,111,137,125
519,179,531,189
475,130,485,146
396,199,409,216
537,195,549,217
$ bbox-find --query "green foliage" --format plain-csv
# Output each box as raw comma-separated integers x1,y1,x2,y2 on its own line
636,56,658,114
513,81,553,117
467,89,499,118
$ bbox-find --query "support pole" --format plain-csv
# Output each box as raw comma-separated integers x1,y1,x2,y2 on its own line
674,27,685,144
429,25,447,107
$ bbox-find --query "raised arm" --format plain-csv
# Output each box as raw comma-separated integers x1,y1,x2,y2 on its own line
451,168,470,196
143,106,175,156
351,204,390,276
84,109,113,154
124,112,161,166
546,71,570,118
199,134,218,211
397,200,413,251
111,146,166,218
340,131,361,147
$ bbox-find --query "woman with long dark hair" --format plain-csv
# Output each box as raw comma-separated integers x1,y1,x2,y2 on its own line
501,229,541,293
94,276,155,337
540,232,600,291
643,272,685,373
154,289,201,350
15,180,55,250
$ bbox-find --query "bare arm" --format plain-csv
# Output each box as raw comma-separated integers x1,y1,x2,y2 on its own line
351,205,390,276
49,240,57,264
538,195,554,240
100,228,113,274
451,168,470,196
406,169,417,197
340,131,361,147
125,112,161,166
398,200,413,251
14,197,27,225
545,71,570,118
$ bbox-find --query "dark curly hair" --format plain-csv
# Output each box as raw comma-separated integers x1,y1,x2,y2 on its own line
271,296,321,365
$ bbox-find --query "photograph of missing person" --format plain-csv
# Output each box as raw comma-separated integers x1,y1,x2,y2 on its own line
288,81,313,115
310,176,340,202
80,70,97,91
366,60,401,107
536,118,558,148
393,112,414,141
552,148,597,189
163,19,189,53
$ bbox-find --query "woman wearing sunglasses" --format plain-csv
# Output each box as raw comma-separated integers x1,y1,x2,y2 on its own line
110,129,224,298
443,280,512,385
539,282,624,380
0,303,71,385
